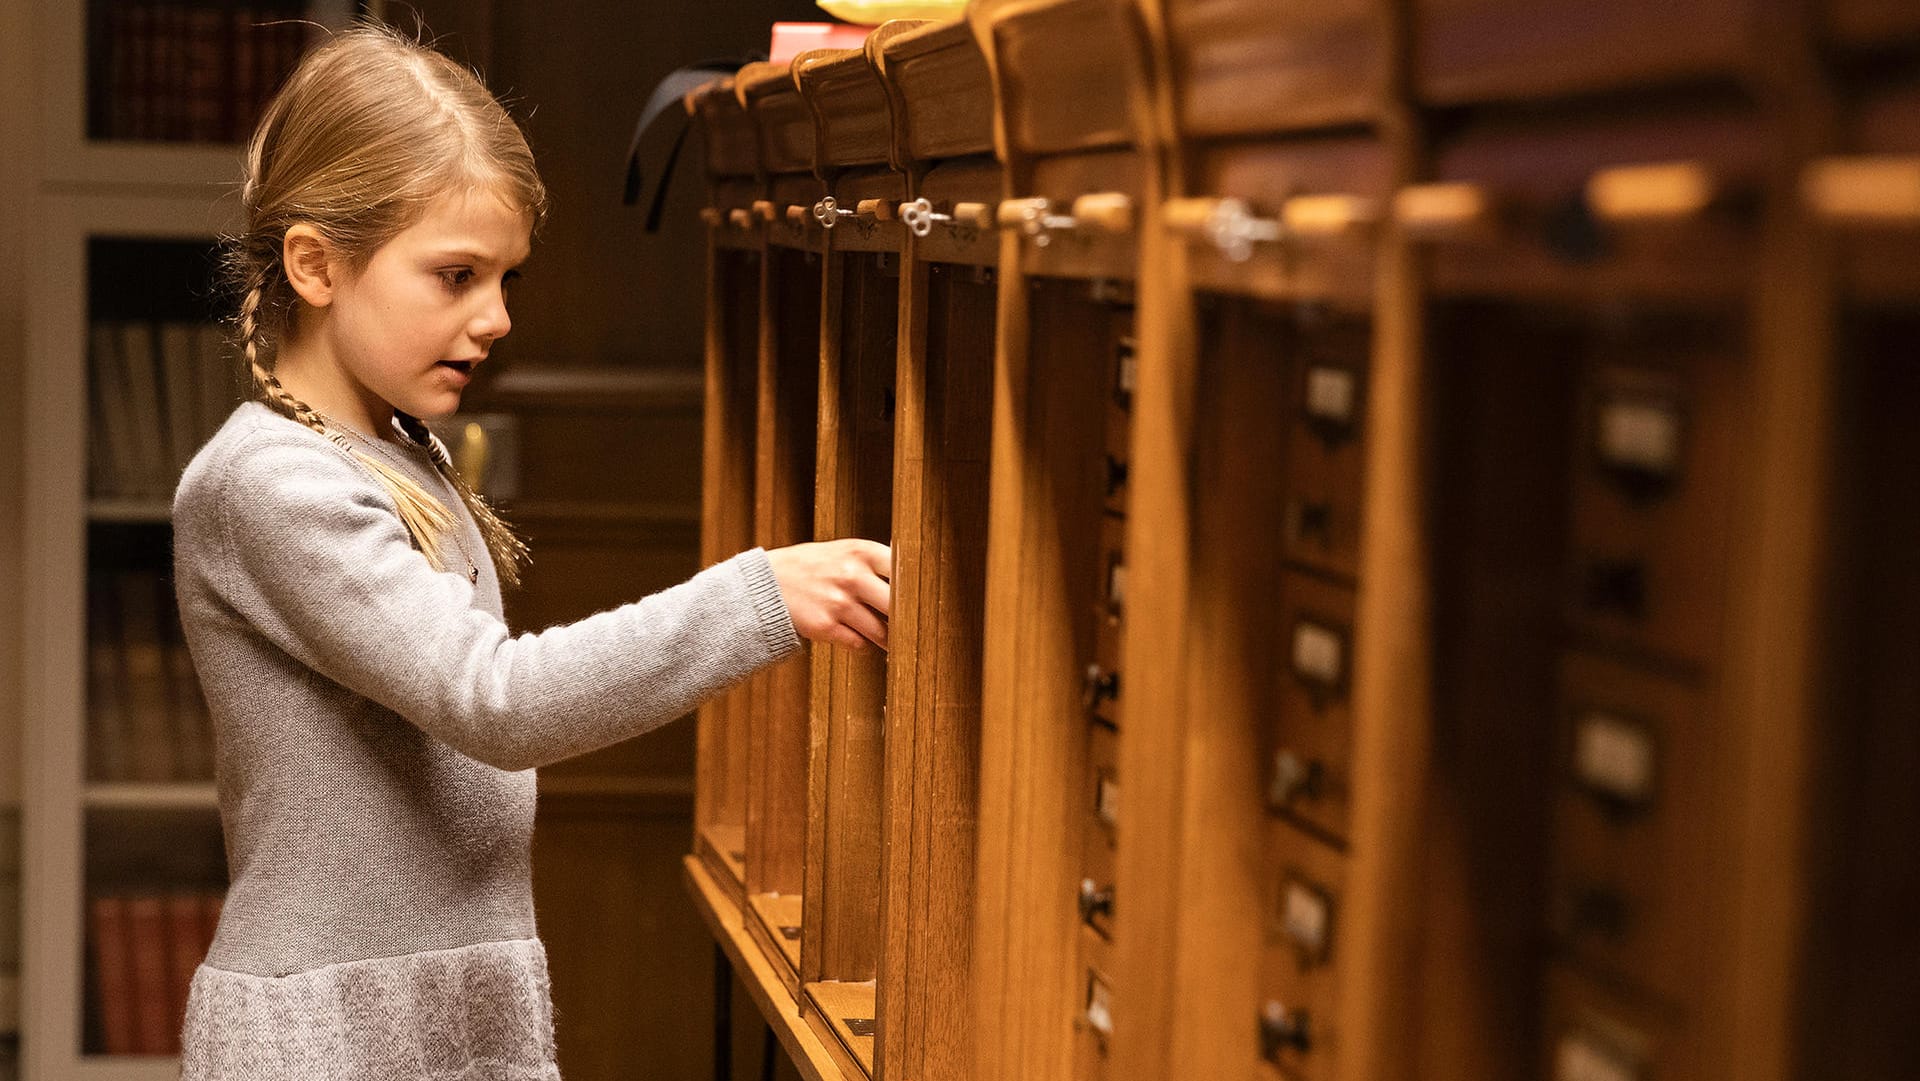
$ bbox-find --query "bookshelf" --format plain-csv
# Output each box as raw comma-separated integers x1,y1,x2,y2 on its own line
21,4,372,1077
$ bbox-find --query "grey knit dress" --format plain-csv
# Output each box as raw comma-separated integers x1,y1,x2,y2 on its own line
169,400,800,1078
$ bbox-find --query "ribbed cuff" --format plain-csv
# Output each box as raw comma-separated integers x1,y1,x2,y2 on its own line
737,547,802,661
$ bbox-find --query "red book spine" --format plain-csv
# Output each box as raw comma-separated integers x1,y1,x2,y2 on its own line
125,894,175,1053
88,894,138,1054
164,893,208,1046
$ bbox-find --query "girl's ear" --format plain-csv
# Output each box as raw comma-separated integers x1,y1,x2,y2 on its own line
283,224,338,308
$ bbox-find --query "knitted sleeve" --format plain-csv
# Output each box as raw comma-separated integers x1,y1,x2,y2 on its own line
199,426,800,771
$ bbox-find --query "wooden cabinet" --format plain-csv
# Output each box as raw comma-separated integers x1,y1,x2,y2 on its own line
682,7,1916,1081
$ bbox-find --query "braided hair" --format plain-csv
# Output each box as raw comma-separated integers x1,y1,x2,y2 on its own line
219,20,544,587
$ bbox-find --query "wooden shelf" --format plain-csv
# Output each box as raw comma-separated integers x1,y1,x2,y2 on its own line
803,980,877,1081
83,784,217,812
85,500,172,525
683,857,851,1081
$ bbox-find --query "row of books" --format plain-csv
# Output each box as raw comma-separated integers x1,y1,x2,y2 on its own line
87,890,224,1056
89,2,309,144
89,319,243,503
89,567,215,784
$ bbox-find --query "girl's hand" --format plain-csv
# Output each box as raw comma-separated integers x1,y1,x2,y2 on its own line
764,539,892,651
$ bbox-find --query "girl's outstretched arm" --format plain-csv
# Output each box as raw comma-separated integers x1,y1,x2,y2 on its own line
179,423,812,772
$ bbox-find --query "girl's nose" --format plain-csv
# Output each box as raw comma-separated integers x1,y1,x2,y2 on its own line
473,287,512,341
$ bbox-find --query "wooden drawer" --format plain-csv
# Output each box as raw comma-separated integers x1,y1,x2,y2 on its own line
1416,0,1758,103
692,77,757,179
1077,923,1116,1079
1542,965,1702,1081
880,18,995,163
1080,722,1120,939
1103,328,1134,517
1270,572,1355,844
766,174,829,253
1088,511,1126,728
739,60,815,176
1282,314,1369,582
1015,149,1146,282
823,168,908,254
986,0,1142,158
1548,651,1722,1016
912,156,1004,267
1168,0,1387,138
1564,311,1742,668
1260,818,1344,1081
796,46,893,173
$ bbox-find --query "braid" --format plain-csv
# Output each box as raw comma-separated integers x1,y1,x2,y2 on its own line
395,412,532,589
236,269,467,577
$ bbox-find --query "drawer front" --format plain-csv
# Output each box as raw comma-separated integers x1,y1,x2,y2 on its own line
1283,316,1370,581
1542,966,1701,1081
1080,722,1120,939
1261,819,1345,1081
1565,313,1742,668
1270,572,1356,843
1549,651,1720,1014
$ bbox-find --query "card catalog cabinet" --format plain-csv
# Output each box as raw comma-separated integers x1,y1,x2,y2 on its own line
679,6,1914,1081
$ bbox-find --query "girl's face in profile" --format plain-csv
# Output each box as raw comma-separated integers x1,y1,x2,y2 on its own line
323,187,532,422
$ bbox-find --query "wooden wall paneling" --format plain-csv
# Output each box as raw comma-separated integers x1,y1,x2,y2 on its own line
741,59,826,995
966,3,1154,1080
871,19,1003,1081
1414,0,1764,105
694,78,764,903
1796,64,1920,1081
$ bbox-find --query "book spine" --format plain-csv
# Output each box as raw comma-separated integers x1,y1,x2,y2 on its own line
91,322,137,500
87,574,131,783
126,5,152,140
125,894,174,1053
88,895,138,1054
114,321,168,500
161,584,214,782
194,323,240,446
159,321,201,482
164,893,208,1048
117,569,178,783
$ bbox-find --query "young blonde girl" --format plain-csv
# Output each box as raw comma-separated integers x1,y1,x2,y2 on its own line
171,22,889,1077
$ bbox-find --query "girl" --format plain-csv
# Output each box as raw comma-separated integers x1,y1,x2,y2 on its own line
168,22,890,1078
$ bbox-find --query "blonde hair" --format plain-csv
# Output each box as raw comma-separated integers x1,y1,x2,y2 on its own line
221,19,546,587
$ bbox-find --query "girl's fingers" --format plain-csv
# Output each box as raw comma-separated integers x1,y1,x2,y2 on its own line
841,602,888,652
856,540,892,581
849,569,892,618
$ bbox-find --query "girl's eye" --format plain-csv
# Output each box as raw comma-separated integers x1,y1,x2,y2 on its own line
439,268,474,290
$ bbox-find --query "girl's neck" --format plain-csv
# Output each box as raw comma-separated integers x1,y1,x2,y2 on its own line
271,333,399,444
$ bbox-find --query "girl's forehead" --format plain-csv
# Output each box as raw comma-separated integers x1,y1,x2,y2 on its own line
398,188,534,262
